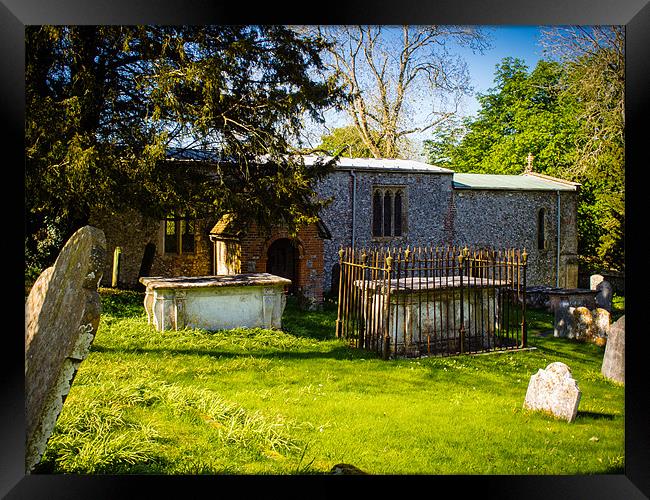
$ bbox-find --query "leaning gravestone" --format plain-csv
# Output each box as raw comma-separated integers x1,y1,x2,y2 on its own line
601,315,625,384
25,226,106,473
523,362,581,422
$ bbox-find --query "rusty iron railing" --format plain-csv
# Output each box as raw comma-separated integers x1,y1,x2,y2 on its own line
335,245,528,359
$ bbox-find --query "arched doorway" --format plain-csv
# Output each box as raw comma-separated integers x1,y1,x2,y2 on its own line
266,238,299,294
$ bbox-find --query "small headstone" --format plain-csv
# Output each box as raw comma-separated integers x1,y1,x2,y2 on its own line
554,300,573,338
570,306,594,341
25,226,106,473
591,308,610,347
601,315,625,384
523,362,581,422
595,280,613,312
589,274,604,291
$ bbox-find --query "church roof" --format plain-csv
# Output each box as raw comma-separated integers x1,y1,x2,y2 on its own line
303,155,453,174
452,172,579,192
210,214,332,240
166,149,452,174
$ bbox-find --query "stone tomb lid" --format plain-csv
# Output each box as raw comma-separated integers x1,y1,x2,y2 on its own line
547,288,598,296
357,276,510,292
139,273,292,289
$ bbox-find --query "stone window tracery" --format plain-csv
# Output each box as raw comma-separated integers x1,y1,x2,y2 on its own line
372,186,406,238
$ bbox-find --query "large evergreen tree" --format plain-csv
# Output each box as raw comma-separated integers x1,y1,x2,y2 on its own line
26,25,342,273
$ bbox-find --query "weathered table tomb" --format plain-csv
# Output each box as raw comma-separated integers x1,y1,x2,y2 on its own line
140,273,291,331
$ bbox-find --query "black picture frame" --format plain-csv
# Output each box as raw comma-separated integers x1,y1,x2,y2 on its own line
5,1,648,497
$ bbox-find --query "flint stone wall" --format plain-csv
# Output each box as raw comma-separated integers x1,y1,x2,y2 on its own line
90,208,215,288
453,189,578,289
523,362,581,422
25,226,107,472
316,170,453,295
316,171,579,295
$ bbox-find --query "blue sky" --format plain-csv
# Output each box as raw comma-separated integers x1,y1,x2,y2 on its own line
458,25,545,117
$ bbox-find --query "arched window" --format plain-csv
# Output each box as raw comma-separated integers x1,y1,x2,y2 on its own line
383,191,393,237
372,186,406,238
372,191,383,237
394,192,403,237
537,208,546,250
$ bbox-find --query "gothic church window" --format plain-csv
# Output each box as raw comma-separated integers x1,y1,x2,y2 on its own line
372,186,405,238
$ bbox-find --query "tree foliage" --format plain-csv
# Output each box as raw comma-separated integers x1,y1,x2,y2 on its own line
25,25,342,271
311,25,490,159
316,126,377,158
424,28,625,272
425,57,579,175
540,26,624,271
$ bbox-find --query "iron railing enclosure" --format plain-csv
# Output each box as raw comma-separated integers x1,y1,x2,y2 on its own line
336,246,528,359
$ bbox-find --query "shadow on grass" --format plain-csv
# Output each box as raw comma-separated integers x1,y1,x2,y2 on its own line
100,288,146,318
91,343,378,362
577,410,617,421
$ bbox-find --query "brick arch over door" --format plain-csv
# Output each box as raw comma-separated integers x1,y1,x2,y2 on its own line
261,234,305,294
237,221,326,306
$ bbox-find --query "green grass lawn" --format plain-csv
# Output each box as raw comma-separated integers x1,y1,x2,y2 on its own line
37,289,625,475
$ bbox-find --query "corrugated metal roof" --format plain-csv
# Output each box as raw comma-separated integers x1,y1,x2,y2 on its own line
166,149,452,174
304,155,453,174
452,173,579,191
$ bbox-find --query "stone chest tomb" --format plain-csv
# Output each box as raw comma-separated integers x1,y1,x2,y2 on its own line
140,273,291,331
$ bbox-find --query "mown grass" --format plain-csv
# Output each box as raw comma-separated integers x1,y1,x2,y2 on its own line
37,289,625,475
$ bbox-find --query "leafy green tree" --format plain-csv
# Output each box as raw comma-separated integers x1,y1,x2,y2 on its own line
315,125,417,158
316,126,376,157
25,26,342,273
424,49,624,271
541,26,624,271
425,57,579,175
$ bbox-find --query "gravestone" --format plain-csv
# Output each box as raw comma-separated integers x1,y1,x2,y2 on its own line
550,289,598,338
591,308,610,347
25,226,106,473
570,306,594,340
568,307,610,345
601,315,625,384
589,274,604,290
523,362,581,422
595,280,613,312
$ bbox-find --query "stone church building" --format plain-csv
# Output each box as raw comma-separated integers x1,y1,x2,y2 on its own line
90,154,580,307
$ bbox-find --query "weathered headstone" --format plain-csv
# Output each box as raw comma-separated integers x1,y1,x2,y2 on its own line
570,306,594,341
589,274,604,291
601,315,625,384
595,280,613,312
591,308,610,347
25,226,106,473
523,362,582,422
